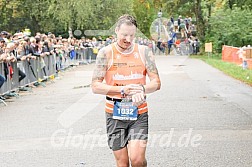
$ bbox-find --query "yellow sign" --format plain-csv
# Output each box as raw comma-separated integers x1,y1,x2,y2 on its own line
205,42,213,52
23,28,31,36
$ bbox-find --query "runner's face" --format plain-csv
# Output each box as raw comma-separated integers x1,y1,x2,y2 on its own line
116,23,136,49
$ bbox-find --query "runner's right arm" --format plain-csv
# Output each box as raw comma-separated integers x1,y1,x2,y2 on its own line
92,47,128,95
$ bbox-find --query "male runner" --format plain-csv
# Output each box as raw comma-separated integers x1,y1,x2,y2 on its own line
92,14,161,167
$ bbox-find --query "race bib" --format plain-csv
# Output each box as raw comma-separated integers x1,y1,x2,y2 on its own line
113,101,138,120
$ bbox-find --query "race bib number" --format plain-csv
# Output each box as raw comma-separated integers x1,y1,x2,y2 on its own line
113,101,138,120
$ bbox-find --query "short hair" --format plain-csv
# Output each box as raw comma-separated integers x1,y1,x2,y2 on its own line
24,37,30,42
6,42,15,49
30,37,36,43
116,14,137,28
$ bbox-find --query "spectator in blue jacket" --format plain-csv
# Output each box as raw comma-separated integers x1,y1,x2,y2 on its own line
0,74,5,88
167,31,176,54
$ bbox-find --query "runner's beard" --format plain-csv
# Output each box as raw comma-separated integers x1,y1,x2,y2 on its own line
117,41,132,50
123,41,131,48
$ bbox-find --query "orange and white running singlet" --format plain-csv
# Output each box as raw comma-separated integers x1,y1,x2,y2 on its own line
105,43,148,114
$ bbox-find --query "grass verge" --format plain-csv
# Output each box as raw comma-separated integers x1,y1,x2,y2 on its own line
190,54,252,86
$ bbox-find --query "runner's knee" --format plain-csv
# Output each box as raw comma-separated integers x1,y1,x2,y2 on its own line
130,156,147,167
115,155,130,167
116,160,130,167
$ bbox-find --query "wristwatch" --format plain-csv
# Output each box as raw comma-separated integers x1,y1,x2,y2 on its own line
120,86,125,97
140,84,145,93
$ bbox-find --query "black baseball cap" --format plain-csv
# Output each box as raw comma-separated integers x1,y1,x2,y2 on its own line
0,37,5,42
1,31,8,35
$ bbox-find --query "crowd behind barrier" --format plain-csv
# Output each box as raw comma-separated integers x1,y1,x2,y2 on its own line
0,47,97,93
222,45,252,70
0,31,105,102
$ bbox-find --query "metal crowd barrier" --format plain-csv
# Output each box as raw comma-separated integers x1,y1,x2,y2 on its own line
0,47,97,104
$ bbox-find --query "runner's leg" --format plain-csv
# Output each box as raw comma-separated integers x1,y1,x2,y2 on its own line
128,140,147,167
113,147,130,167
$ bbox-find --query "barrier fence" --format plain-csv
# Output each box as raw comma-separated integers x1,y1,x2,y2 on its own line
0,47,97,98
222,45,252,69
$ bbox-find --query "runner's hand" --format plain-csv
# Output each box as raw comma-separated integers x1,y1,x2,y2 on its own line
132,91,145,107
126,84,144,96
122,84,141,95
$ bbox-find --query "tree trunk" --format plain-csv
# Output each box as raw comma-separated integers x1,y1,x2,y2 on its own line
194,0,205,42
228,0,233,10
68,22,73,38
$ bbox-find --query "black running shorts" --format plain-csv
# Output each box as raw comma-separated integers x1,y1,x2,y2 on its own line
106,112,148,151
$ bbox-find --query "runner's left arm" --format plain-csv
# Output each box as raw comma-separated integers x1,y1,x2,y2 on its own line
143,46,161,94
131,46,161,106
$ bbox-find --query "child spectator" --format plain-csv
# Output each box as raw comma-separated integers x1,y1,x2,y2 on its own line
237,47,248,70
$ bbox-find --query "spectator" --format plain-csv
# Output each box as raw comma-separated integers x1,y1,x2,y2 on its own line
0,37,6,55
138,37,144,45
193,38,200,55
13,41,26,82
0,38,6,87
170,16,174,24
143,38,148,46
0,38,6,99
167,38,174,55
174,20,179,32
237,47,248,70
97,36,103,44
178,15,182,26
28,37,41,57
3,43,17,81
0,31,9,42
91,37,98,47
161,40,166,54
175,39,181,53
0,74,5,88
157,38,164,53
105,38,112,46
179,20,185,33
41,41,52,76
185,16,190,30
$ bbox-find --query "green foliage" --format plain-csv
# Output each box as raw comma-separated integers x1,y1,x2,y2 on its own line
133,0,157,38
163,0,194,17
205,7,252,52
0,0,26,32
0,0,55,34
0,0,251,45
0,0,135,36
48,0,135,37
223,0,252,10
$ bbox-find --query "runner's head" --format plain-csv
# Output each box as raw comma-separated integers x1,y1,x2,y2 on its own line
115,14,137,49
116,14,137,28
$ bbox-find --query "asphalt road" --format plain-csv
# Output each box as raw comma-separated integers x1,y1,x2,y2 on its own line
0,55,252,167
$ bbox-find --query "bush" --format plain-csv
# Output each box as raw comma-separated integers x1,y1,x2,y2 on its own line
205,8,252,53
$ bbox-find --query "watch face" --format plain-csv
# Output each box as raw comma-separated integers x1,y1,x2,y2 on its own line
120,87,124,95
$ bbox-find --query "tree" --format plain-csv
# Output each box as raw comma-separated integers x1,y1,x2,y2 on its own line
205,7,252,52
0,0,55,34
194,0,206,41
0,0,25,32
224,0,252,10
48,0,134,38
133,0,157,38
